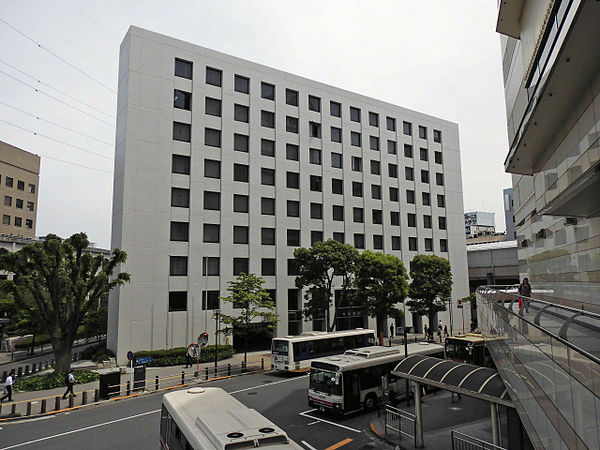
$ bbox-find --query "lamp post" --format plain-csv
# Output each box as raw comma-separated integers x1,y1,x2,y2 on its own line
214,309,221,373
403,302,410,407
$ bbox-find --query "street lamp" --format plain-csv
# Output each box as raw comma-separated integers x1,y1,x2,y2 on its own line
214,309,221,374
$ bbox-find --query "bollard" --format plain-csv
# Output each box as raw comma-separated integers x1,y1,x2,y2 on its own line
25,365,30,375
18,367,22,377
32,364,36,374
27,401,32,415
181,371,185,385
155,375,159,391
39,362,43,372
55,396,61,411
242,361,246,373
94,389,99,402
69,395,74,408
83,391,88,405
214,365,218,376
11,403,16,416
126,380,131,396
261,358,264,370
41,398,47,414
205,367,208,381
227,364,231,376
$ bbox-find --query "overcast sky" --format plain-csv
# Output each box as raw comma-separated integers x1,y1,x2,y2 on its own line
0,0,511,249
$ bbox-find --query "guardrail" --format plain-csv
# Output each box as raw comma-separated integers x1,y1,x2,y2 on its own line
384,404,416,446
451,430,506,450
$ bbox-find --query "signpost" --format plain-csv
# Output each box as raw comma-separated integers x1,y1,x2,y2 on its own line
188,332,209,380
126,350,134,391
457,299,465,333
135,356,153,365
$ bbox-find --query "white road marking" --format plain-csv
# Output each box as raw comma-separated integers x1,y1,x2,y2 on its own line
229,375,307,394
301,440,318,450
299,409,362,433
307,421,319,425
1,409,160,449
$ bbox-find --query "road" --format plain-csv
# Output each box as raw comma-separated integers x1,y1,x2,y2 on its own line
0,371,390,450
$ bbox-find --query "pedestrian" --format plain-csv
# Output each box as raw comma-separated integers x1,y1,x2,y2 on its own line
518,277,532,312
1,369,15,402
389,323,395,339
438,320,443,342
443,325,448,338
184,351,192,368
62,369,77,399
424,324,428,340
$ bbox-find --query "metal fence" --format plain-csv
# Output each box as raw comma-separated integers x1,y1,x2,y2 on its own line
384,404,416,445
451,430,506,450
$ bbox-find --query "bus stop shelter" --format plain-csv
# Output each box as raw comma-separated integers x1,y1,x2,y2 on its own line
391,354,513,448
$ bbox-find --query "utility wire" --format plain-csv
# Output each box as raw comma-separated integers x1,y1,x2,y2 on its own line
41,154,113,174
0,16,116,94
0,100,113,146
0,119,113,161
68,0,120,45
0,58,115,119
0,69,115,128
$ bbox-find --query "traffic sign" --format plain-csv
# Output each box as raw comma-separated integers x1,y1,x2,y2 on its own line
127,351,134,361
197,332,209,347
457,299,463,309
135,356,153,365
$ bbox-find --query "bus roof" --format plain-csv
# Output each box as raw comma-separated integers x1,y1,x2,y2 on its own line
273,328,375,343
162,387,300,449
445,333,487,343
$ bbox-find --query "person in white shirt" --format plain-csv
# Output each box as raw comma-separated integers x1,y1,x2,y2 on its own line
1,369,15,402
62,369,78,399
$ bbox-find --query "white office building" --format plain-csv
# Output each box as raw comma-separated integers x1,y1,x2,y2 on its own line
108,26,468,362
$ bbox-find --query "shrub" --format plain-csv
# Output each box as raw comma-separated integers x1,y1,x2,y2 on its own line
14,370,100,391
134,345,234,367
81,343,112,362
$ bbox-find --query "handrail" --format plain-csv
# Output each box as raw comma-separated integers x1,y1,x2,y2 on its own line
476,286,600,367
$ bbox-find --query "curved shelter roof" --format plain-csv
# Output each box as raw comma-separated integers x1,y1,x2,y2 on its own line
391,354,512,408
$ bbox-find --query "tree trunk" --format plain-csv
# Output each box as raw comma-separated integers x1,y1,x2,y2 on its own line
54,340,73,373
376,313,385,339
428,313,435,342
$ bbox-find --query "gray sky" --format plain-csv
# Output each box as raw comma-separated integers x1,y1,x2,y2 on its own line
0,0,511,249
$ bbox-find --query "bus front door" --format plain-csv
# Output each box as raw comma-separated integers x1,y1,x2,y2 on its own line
343,372,361,412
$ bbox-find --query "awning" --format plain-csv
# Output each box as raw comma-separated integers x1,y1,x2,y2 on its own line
391,355,513,408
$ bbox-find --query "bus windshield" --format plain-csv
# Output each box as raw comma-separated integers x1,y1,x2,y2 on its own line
309,369,341,396
272,340,289,355
445,340,471,361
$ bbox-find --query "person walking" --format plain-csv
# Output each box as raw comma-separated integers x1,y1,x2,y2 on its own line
443,325,448,338
1,370,15,402
389,323,395,339
62,369,77,399
438,320,443,342
184,351,193,369
518,277,532,313
424,324,428,340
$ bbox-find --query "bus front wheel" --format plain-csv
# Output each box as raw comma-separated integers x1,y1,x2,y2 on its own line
364,394,377,410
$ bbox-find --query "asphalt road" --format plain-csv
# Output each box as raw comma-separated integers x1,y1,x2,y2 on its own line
0,371,391,450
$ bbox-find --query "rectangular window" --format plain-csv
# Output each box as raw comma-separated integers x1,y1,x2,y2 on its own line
233,225,249,244
392,236,401,250
371,184,381,200
202,257,220,276
387,140,397,154
261,82,275,100
333,232,345,243
174,58,192,79
206,67,222,86
203,224,220,243
170,221,189,241
173,122,191,142
286,116,299,133
234,75,250,94
261,259,276,276
2,215,9,225
233,258,249,276
403,121,412,136
205,97,221,116
25,219,33,229
286,171,300,189
409,237,418,251
261,110,275,128
204,128,221,147
425,238,433,252
352,157,362,172
171,188,190,207
369,136,379,151
406,190,415,204
405,167,414,181
330,101,341,117
434,151,443,164
14,217,22,227
440,239,448,252
332,205,344,221
203,190,221,210
421,170,430,184
388,163,398,178
4,196,11,206
308,95,321,112
287,229,300,246
386,116,396,131
172,154,190,174
331,126,342,143
369,112,379,127
439,216,447,230
419,125,427,139
262,227,275,245
233,194,249,213
261,168,275,186
436,173,444,186
170,256,188,276
350,107,361,122
174,90,191,110
169,292,187,312
309,148,322,165
424,215,432,229
287,200,300,217
332,178,343,195
286,88,298,106
261,139,275,157
353,207,364,223
234,133,249,152
373,235,383,250
391,211,400,226
204,159,220,178
370,160,380,175
234,104,249,122
6,177,13,188
331,152,342,168
261,197,275,215
389,187,399,202
286,143,299,161
354,233,365,249
351,131,361,147
434,129,442,143
288,258,301,276
419,148,428,161
309,122,321,138
372,209,382,224
437,194,445,207
404,144,413,158
202,291,220,310
234,163,249,182
310,202,323,219
422,192,431,206
310,175,322,192
26,201,34,211
17,181,24,191
305,230,321,246
407,213,416,227
28,183,35,194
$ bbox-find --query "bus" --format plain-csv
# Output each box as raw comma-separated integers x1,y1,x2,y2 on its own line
308,342,444,415
160,387,302,449
271,328,376,372
444,333,495,367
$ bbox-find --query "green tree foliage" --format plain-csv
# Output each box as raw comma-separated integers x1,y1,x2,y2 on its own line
407,254,452,339
355,251,409,336
219,273,278,366
81,306,108,342
293,240,360,332
0,233,130,372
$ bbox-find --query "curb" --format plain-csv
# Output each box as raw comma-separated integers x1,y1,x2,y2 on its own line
368,421,408,450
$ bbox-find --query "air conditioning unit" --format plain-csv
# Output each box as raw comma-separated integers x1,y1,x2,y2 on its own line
536,229,546,239
565,217,578,226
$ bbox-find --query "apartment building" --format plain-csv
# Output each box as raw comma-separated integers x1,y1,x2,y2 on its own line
108,26,468,362
0,141,40,238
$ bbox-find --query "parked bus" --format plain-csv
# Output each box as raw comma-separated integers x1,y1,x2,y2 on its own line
160,387,302,449
271,329,376,372
308,342,443,415
444,333,495,367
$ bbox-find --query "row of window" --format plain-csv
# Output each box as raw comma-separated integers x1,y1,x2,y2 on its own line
4,196,34,210
0,175,36,193
2,215,33,228
173,58,442,141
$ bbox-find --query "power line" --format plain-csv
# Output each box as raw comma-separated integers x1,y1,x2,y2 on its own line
0,100,113,146
41,154,113,174
0,16,116,94
0,119,113,161
0,69,115,128
0,58,115,119
68,0,120,45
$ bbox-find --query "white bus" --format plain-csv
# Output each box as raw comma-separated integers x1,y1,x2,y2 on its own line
271,329,376,372
308,342,444,415
160,387,302,449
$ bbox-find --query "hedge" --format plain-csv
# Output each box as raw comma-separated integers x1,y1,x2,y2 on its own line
134,345,234,367
14,370,100,391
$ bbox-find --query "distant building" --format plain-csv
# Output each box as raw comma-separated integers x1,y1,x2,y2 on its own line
0,141,40,238
467,240,518,291
503,187,516,241
464,211,495,238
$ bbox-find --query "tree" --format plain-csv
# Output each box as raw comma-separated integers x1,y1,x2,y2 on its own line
293,240,360,332
406,254,452,340
81,306,108,342
219,273,278,366
355,251,409,337
0,233,129,372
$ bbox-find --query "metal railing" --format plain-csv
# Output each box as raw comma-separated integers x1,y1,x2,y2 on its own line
451,430,506,450
384,404,416,446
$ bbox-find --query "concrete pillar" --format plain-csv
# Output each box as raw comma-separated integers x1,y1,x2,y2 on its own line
491,402,500,446
414,381,424,448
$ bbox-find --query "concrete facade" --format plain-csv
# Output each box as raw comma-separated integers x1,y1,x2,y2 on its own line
108,26,469,362
503,187,516,241
0,141,40,238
